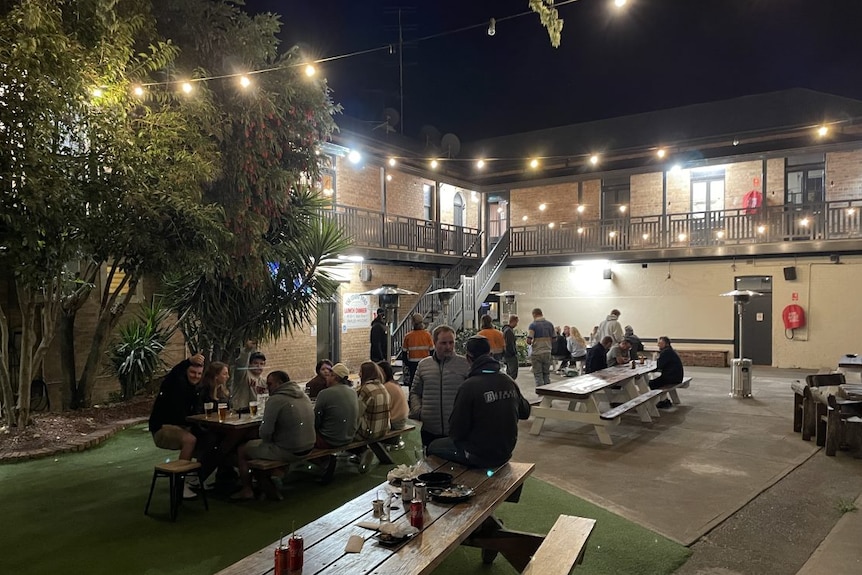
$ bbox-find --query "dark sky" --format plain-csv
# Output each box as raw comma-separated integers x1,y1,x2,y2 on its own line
245,0,862,141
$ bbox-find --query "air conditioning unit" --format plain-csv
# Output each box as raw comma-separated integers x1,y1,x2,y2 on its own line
359,267,372,282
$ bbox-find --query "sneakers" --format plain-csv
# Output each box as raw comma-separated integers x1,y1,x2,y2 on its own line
182,484,198,500
358,448,375,473
186,475,201,488
656,399,672,409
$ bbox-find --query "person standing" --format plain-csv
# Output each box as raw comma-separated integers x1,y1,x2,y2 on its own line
624,325,644,361
501,314,520,380
370,308,388,363
526,308,555,387
649,336,685,408
596,309,625,344
313,363,359,449
409,325,470,447
232,370,315,500
477,314,506,361
231,341,267,411
585,336,613,373
401,313,433,387
427,336,531,467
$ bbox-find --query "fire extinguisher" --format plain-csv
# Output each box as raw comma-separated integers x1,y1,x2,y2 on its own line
782,304,806,339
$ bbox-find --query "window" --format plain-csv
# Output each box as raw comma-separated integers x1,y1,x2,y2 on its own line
423,184,433,220
601,178,630,219
691,178,725,218
785,154,824,206
453,192,465,227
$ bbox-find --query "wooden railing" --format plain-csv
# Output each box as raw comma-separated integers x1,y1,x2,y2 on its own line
327,205,481,257
510,199,862,256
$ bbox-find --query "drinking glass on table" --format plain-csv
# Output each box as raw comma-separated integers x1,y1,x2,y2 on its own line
217,402,228,422
249,401,259,417
203,402,214,417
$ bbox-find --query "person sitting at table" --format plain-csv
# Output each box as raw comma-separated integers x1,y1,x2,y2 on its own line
378,361,409,431
353,361,391,470
305,359,333,399
552,325,570,374
625,325,644,360
649,336,685,408
198,361,230,407
567,326,588,373
148,353,206,500
477,314,506,362
606,338,632,367
313,362,359,448
427,336,531,468
232,370,315,500
584,336,613,373
410,325,471,447
231,340,267,411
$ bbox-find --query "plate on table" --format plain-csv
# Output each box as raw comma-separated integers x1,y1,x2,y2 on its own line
416,472,452,487
428,484,475,503
374,532,417,548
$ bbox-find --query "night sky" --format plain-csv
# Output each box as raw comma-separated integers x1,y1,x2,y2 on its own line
245,0,862,141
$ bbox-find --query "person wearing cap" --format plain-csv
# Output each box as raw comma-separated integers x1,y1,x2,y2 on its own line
426,335,531,468
370,308,388,363
313,362,359,448
624,325,644,361
231,340,267,411
596,309,624,344
232,370,315,499
410,325,470,447
401,313,433,388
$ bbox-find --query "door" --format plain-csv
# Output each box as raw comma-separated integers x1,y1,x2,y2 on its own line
317,298,340,363
691,178,725,245
733,276,772,365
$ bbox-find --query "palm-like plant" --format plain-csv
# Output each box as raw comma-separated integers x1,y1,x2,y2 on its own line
106,301,174,400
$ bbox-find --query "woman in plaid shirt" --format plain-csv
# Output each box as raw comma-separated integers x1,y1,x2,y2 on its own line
356,362,391,440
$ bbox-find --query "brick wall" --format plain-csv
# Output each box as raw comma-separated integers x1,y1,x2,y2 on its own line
440,184,480,229
511,182,579,225
665,169,690,214
725,161,762,210
336,159,382,212
386,171,430,219
765,158,785,207
827,150,862,200
631,172,663,216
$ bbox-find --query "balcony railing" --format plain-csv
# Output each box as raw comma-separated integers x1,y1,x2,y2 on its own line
510,199,862,256
327,205,482,257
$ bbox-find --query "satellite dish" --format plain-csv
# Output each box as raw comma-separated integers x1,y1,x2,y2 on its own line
441,133,461,158
373,108,400,133
419,124,441,149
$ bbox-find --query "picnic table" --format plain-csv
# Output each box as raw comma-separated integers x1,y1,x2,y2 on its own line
529,361,659,445
216,458,544,575
187,412,261,480
838,354,862,382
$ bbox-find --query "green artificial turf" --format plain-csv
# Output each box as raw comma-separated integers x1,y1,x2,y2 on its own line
0,425,689,574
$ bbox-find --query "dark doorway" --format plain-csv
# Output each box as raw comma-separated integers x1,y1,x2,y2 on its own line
317,298,340,363
733,276,772,365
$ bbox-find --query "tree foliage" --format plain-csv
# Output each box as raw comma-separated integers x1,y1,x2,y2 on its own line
529,0,565,48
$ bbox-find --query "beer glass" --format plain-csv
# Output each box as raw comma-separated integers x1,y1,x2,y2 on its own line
217,402,228,422
203,402,214,417
249,401,259,417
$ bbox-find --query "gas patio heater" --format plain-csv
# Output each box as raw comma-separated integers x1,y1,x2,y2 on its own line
360,285,418,362
490,290,525,320
426,287,460,326
720,289,763,398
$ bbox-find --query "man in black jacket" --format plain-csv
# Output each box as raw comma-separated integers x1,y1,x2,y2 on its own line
649,336,684,408
369,308,388,362
426,336,531,468
584,336,613,374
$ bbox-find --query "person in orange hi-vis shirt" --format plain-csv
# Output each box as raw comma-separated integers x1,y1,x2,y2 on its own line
477,314,506,362
402,313,433,388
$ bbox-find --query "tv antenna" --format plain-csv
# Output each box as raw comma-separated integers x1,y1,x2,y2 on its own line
441,133,461,158
373,108,400,134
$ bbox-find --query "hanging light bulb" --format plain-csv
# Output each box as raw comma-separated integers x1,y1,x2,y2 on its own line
181,82,193,94
239,75,251,88
132,85,144,97
304,64,316,77
487,18,496,36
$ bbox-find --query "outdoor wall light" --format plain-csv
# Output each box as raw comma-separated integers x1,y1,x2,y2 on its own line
642,233,649,240
487,18,496,36
757,225,766,234
847,208,856,216
548,222,555,228
619,205,627,213
388,157,397,167
577,227,584,234
716,230,725,239
609,231,617,238
577,205,585,213
522,215,528,221
677,233,687,241
385,174,392,182
347,150,361,164
799,217,809,227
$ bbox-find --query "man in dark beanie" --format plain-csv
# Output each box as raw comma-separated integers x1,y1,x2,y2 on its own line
369,308,388,362
426,335,531,467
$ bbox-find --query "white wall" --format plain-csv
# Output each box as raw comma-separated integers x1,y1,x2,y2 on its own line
499,255,862,370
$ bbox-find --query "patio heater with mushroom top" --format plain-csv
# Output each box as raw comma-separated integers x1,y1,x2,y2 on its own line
490,290,525,320
720,289,763,398
360,285,418,362
426,287,460,326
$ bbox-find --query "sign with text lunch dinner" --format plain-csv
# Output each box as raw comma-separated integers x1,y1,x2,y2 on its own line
343,293,372,329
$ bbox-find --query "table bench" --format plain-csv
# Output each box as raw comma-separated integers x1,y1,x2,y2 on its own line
248,425,416,491
522,514,596,575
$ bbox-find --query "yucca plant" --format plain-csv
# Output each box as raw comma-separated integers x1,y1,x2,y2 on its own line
106,300,174,401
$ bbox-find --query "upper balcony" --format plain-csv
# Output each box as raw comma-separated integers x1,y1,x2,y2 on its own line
509,198,862,265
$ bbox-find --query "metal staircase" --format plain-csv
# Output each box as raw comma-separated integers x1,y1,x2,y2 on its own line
391,231,509,356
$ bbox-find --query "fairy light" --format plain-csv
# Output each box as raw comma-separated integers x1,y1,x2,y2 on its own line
476,159,486,169
132,85,144,97
618,205,627,213
548,222,555,228
589,154,599,165
305,64,316,77
614,0,627,7
678,233,687,241
385,174,392,182
609,231,616,238
757,225,766,234
577,227,584,234
181,82,193,94
577,205,585,214
529,158,539,169
522,215,528,221
657,148,666,158
716,230,725,239
642,233,649,240
817,125,828,137
239,75,251,88
91,87,103,98
388,158,397,167
538,203,547,211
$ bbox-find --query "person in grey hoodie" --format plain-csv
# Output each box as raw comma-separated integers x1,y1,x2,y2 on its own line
232,370,315,499
409,325,470,447
596,309,624,344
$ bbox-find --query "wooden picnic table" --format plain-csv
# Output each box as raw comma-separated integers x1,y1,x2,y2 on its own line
216,458,541,575
529,361,659,445
186,413,262,481
838,354,862,382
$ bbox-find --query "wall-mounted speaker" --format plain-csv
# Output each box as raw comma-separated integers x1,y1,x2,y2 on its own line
783,266,797,281
602,269,614,280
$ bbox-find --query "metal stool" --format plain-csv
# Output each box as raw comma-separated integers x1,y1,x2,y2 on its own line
145,460,208,521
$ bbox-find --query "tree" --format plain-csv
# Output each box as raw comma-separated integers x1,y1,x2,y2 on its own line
529,0,564,48
153,0,349,362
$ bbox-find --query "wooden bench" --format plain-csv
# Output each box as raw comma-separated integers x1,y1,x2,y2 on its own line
600,389,664,420
522,514,597,575
248,425,416,494
663,376,692,405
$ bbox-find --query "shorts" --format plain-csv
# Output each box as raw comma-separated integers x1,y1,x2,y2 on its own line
152,425,194,450
245,439,312,462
